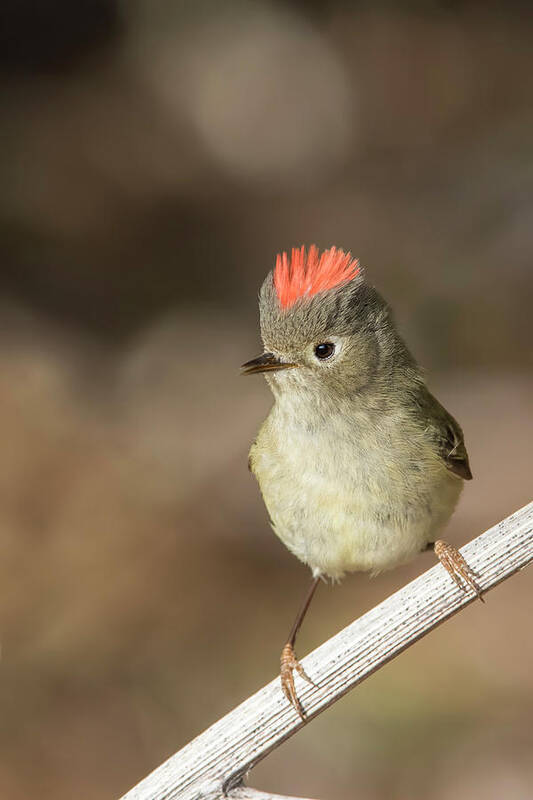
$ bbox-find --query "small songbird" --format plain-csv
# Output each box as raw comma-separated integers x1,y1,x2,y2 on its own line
242,245,482,718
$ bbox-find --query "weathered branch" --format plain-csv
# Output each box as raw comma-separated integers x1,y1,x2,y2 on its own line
229,788,316,800
119,501,533,800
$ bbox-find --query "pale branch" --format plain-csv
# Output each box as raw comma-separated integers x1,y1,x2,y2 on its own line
119,501,533,800
229,788,317,800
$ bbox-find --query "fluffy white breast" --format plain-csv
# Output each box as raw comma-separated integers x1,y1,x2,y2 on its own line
250,391,462,580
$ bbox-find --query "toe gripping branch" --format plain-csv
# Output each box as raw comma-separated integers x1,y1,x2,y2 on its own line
280,642,316,720
434,539,484,601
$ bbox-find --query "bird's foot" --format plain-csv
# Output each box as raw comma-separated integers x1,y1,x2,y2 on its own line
434,540,484,602
280,642,316,719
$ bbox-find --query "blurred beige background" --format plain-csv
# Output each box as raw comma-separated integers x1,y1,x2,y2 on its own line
0,2,532,799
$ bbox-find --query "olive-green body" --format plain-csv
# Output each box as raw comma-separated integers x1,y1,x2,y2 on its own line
248,267,471,580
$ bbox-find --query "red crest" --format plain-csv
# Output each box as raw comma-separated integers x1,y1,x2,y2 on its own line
273,245,360,310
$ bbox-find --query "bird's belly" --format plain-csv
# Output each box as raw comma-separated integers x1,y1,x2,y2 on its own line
251,427,462,580
263,477,431,578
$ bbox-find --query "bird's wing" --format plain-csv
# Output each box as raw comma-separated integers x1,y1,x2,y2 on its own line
421,390,473,481
436,415,473,480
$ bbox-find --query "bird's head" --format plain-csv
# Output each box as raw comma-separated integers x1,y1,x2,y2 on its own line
241,245,408,403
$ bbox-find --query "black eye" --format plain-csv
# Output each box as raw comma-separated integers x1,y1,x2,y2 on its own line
314,342,335,360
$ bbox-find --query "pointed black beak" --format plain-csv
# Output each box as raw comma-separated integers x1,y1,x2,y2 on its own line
240,352,298,375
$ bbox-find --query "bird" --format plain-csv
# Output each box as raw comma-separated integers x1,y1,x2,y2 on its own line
241,244,483,719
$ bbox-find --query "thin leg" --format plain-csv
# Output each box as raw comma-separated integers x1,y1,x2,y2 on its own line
287,575,320,647
433,540,484,602
280,576,320,719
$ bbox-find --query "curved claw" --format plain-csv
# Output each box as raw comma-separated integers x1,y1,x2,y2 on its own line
434,540,484,602
280,643,316,719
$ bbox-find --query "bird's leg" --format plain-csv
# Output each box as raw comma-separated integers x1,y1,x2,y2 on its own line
280,575,320,719
432,540,484,602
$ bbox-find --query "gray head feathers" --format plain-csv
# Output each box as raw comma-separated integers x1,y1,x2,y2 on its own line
257,246,421,403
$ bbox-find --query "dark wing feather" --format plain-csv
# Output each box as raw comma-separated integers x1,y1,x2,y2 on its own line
437,416,472,480
420,389,473,480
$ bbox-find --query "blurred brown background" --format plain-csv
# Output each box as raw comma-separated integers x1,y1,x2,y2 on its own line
0,1,532,798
